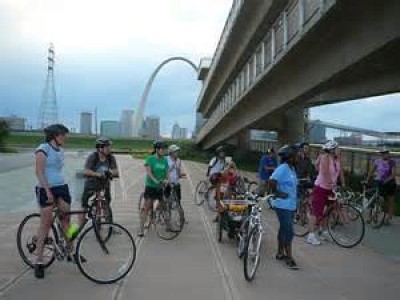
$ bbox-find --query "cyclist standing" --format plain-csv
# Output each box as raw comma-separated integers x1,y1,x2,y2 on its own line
207,146,229,222
307,140,345,245
269,145,299,270
138,141,169,237
167,144,187,221
258,148,278,195
367,147,397,225
34,124,70,279
296,142,316,181
80,137,118,224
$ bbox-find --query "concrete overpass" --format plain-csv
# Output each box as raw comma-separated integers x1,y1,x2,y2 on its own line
196,0,400,149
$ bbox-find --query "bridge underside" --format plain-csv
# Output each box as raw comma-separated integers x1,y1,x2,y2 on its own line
198,0,400,149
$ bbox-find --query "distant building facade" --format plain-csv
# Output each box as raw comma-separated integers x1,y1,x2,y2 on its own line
80,112,92,135
172,123,188,140
144,116,160,139
0,116,26,131
120,109,134,138
309,120,326,143
100,121,121,137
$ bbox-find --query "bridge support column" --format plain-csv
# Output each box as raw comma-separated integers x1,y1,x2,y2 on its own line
277,108,305,145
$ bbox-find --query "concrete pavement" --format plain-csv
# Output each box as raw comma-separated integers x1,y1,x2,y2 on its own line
0,154,399,300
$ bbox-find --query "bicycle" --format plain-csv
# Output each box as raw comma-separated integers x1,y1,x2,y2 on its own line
236,193,264,282
346,181,386,229
16,197,136,284
293,179,313,237
138,183,184,240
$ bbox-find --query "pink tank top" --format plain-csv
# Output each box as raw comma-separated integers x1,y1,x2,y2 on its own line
315,155,340,190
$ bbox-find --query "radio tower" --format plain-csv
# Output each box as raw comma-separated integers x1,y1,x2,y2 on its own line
38,43,58,129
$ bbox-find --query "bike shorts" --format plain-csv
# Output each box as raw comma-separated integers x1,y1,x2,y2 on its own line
35,184,71,208
275,208,294,245
311,185,333,222
144,186,163,201
379,180,397,198
209,173,222,185
81,187,111,208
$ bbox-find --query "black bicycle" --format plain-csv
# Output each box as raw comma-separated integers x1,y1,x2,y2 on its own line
138,183,185,240
17,174,136,284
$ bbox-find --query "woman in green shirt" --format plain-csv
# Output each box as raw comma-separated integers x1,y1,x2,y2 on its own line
138,141,169,237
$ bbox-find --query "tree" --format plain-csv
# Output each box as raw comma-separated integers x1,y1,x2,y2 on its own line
0,120,10,150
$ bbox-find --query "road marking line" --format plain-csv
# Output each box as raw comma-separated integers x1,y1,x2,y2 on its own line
184,161,241,300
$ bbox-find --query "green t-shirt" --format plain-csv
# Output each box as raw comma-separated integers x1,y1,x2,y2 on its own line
144,155,169,188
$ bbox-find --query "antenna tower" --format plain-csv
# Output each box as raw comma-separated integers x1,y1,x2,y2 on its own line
38,43,58,129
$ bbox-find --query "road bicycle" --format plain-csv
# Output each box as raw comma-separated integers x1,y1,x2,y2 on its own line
17,173,136,284
138,183,185,240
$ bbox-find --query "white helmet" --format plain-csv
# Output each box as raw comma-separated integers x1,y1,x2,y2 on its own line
322,140,339,151
168,144,181,154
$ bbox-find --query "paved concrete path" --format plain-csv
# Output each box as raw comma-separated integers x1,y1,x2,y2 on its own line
0,154,399,300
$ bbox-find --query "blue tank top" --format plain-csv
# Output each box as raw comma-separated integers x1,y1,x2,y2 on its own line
35,143,65,187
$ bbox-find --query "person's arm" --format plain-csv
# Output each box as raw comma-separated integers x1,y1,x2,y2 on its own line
109,155,119,178
179,160,187,178
384,161,396,183
207,158,215,176
83,154,103,178
269,166,288,198
35,152,54,203
146,165,160,185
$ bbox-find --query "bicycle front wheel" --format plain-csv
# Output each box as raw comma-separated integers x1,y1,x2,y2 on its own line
156,202,184,240
243,226,262,281
293,203,310,237
194,181,207,206
76,222,136,284
328,203,365,248
370,196,386,229
17,213,58,269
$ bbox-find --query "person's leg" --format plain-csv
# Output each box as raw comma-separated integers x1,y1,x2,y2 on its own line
139,198,152,236
36,206,53,264
275,209,286,259
387,194,395,222
282,210,298,269
307,186,323,245
79,189,92,226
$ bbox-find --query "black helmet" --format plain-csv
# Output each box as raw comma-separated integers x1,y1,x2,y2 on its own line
153,140,167,149
215,145,225,153
96,137,112,148
44,124,69,142
278,144,298,160
299,142,309,149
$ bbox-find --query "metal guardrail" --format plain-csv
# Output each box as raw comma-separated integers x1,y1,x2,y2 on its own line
197,0,337,143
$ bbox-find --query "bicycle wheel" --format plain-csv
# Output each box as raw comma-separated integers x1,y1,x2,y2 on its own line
138,192,145,211
90,199,113,242
237,218,249,258
370,196,386,229
293,202,310,237
156,201,184,240
217,213,223,243
194,181,207,206
328,203,365,248
243,226,262,281
16,213,58,269
76,222,136,284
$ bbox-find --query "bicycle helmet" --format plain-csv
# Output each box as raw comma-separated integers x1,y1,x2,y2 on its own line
96,137,112,148
215,145,225,153
322,140,339,151
299,142,310,149
168,144,180,154
378,147,390,154
278,144,298,160
153,140,167,149
44,124,69,142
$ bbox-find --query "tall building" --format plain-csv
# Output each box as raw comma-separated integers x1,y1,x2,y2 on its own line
0,116,26,131
120,109,134,138
80,112,92,135
100,121,121,137
145,116,160,139
172,123,188,140
309,120,326,143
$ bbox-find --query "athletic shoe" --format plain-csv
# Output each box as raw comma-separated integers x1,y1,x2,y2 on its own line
34,264,44,279
306,233,321,245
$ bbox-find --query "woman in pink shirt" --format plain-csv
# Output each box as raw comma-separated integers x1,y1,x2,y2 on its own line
307,141,345,245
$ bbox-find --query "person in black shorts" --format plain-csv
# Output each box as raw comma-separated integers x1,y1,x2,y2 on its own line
80,137,118,215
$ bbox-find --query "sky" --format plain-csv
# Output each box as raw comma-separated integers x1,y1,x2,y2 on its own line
0,0,399,137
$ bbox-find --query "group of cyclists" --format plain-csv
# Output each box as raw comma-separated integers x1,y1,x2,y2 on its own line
32,123,397,277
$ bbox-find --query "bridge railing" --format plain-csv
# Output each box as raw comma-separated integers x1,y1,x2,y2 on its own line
196,0,244,109
197,0,337,143
250,139,400,180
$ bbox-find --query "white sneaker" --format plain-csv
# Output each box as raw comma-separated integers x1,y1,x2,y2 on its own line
319,230,330,241
307,233,321,246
